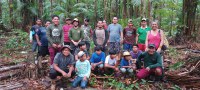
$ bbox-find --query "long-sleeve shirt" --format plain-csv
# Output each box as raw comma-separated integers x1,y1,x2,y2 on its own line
69,27,84,42
46,24,64,46
75,60,91,78
137,52,162,69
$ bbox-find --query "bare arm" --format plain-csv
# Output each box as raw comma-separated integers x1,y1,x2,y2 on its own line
105,63,115,69
136,34,139,44
145,31,150,49
36,34,41,46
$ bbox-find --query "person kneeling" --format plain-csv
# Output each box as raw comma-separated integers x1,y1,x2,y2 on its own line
120,51,136,77
72,51,91,89
104,49,119,75
136,44,163,81
49,45,75,89
90,46,105,75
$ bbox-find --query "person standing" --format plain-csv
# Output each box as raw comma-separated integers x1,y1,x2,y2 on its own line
63,18,73,45
107,17,123,55
46,15,64,65
123,19,137,51
81,18,93,52
93,20,109,52
30,18,42,52
35,20,51,67
136,18,151,51
145,21,164,53
69,18,84,54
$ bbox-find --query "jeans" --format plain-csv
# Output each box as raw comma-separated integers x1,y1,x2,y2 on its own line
32,40,38,52
72,76,88,89
123,43,132,51
109,42,120,53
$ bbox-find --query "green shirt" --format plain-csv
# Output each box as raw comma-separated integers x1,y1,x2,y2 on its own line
137,26,151,44
46,24,64,46
69,27,84,41
137,52,162,69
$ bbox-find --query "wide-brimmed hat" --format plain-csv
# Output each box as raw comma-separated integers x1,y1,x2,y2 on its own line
123,51,131,57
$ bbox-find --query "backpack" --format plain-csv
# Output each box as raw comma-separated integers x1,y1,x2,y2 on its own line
159,30,169,50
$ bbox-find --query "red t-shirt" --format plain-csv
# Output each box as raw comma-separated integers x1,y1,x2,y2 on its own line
63,24,73,42
123,27,136,44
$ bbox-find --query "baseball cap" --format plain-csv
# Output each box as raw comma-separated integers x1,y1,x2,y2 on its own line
65,18,71,21
78,51,85,57
72,18,79,23
128,19,133,23
148,44,156,48
141,18,147,21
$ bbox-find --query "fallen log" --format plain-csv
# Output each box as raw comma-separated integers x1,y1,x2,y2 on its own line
0,82,24,90
0,64,26,73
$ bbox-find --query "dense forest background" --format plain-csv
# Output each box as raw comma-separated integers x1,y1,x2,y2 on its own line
0,0,199,43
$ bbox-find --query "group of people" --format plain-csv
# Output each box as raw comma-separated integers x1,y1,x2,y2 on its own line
30,15,165,89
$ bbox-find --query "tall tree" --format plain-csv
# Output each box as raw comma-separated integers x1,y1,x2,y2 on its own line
38,0,43,18
123,0,127,19
182,0,198,36
9,0,14,28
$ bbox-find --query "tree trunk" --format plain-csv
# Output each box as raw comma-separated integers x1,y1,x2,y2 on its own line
123,0,127,19
38,0,43,18
183,0,198,36
9,0,14,28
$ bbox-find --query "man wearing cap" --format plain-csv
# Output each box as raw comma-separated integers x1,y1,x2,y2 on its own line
123,19,137,51
136,44,163,80
136,18,151,51
63,18,73,46
69,18,84,54
49,45,75,89
81,18,93,52
46,15,64,65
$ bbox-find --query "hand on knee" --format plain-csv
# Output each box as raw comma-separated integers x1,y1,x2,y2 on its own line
155,68,162,76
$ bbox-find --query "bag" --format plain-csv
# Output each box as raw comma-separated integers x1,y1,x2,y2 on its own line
159,30,169,50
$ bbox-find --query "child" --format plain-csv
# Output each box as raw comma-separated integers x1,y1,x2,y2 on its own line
120,51,136,75
74,42,90,61
104,49,119,75
72,51,91,89
130,44,142,59
90,46,105,74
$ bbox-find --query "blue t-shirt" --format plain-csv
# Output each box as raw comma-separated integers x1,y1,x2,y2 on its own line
31,25,41,40
120,58,131,68
107,23,122,42
90,52,106,63
37,27,48,46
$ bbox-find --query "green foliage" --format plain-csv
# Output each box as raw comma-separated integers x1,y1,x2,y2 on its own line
169,61,185,70
5,29,29,50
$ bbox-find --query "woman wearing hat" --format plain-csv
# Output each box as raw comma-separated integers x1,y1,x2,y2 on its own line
69,18,84,54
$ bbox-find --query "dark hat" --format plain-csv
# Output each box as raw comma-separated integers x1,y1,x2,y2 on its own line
61,45,72,51
84,18,90,22
148,44,156,48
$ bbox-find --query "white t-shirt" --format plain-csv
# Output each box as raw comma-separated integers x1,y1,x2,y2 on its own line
105,55,116,66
